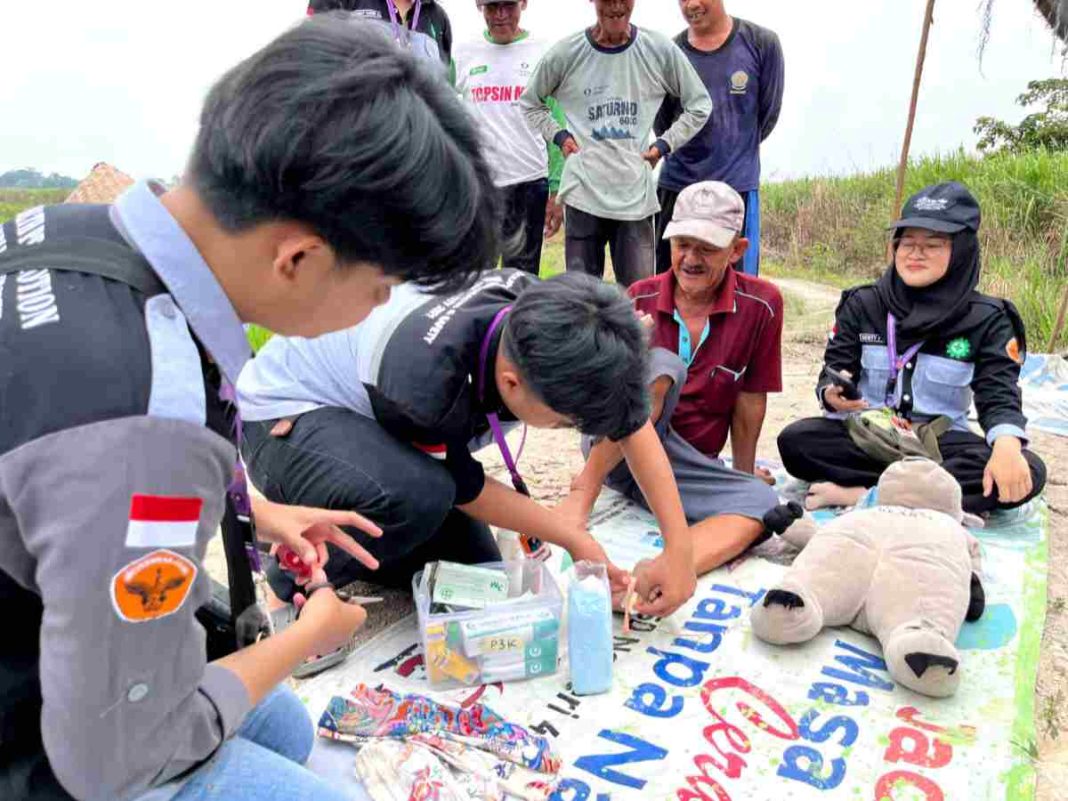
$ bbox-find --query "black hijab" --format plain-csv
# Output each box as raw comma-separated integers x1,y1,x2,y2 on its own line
875,229,982,341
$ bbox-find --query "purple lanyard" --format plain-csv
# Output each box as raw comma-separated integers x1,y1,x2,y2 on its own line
218,378,261,572
386,0,422,47
885,313,924,408
477,305,529,497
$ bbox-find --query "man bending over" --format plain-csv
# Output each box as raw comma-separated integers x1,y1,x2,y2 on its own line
237,270,697,616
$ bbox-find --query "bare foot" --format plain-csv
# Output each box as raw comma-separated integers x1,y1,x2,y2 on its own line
805,482,867,511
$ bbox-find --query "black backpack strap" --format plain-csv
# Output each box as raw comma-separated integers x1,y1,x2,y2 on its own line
0,239,167,297
2,237,259,655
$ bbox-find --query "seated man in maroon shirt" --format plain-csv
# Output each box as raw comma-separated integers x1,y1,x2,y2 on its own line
559,181,787,573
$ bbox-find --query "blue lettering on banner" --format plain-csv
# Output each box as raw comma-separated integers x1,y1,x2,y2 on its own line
573,730,668,790
673,629,724,654
799,709,860,748
779,711,859,789
693,596,742,622
779,638,894,790
821,639,895,691
646,647,711,687
808,681,869,707
625,682,684,718
778,744,849,790
555,583,764,799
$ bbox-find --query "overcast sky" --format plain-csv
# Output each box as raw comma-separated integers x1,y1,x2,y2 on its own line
1,0,1064,183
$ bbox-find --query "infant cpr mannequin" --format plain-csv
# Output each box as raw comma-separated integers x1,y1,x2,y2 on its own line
751,459,985,697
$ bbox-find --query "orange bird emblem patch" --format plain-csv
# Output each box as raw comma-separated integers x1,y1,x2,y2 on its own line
111,549,197,623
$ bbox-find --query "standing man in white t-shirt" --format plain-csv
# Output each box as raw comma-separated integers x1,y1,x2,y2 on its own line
455,0,565,274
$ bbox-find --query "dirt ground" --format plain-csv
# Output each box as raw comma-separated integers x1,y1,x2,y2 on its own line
211,276,1068,795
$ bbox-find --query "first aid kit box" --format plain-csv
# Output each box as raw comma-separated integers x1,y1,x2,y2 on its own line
412,559,563,689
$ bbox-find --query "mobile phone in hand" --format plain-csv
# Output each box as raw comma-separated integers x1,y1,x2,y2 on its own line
824,366,861,401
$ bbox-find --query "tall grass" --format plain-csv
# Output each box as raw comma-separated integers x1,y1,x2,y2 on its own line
0,180,572,355
761,148,1068,349
244,241,570,353
0,188,69,223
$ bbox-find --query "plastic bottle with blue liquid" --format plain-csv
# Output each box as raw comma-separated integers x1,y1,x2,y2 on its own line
567,561,613,695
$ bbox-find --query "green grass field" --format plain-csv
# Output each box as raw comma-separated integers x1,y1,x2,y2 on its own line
243,238,570,353
6,152,1064,351
0,188,69,223
760,148,1068,349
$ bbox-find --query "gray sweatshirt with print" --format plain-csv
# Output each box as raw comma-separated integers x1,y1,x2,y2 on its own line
520,26,712,221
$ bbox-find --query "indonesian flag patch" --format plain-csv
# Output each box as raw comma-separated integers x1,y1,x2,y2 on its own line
125,494,203,548
414,442,447,461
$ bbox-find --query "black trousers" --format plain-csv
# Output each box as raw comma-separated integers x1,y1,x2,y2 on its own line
500,178,549,275
777,417,1047,515
564,205,655,287
242,408,500,601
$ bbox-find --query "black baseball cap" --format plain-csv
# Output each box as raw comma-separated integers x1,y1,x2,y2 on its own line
889,181,981,234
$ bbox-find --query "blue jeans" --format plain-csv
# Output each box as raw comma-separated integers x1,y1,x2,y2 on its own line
138,687,352,801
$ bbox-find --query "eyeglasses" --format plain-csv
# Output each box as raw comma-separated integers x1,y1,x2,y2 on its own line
897,239,950,258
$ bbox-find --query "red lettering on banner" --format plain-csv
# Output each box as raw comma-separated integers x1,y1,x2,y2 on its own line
675,677,799,801
874,770,945,800
884,728,952,769
872,707,976,799
701,676,800,742
677,756,732,801
895,707,978,741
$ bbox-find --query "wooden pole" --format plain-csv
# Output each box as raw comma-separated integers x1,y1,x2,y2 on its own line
892,0,938,220
1049,282,1068,353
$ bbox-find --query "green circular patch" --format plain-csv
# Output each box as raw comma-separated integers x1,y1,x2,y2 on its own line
946,337,972,360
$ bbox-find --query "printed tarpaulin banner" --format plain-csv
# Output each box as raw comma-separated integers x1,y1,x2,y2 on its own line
299,490,1048,801
1019,354,1068,438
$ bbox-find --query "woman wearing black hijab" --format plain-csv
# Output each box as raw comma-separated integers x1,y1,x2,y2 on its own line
777,181,1046,515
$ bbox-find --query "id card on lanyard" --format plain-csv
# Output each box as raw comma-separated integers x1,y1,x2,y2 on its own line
477,306,550,561
884,313,924,413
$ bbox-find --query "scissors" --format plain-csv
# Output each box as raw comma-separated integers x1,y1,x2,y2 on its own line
302,581,383,605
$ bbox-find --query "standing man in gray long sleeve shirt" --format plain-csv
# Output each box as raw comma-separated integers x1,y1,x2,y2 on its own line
519,0,711,286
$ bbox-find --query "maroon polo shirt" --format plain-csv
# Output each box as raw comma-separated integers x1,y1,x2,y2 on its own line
629,268,784,458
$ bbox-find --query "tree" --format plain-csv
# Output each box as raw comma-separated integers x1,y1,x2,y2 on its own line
974,78,1068,153
0,168,78,189
1034,0,1068,43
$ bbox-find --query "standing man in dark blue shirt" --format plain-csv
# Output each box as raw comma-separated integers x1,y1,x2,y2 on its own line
654,0,784,276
